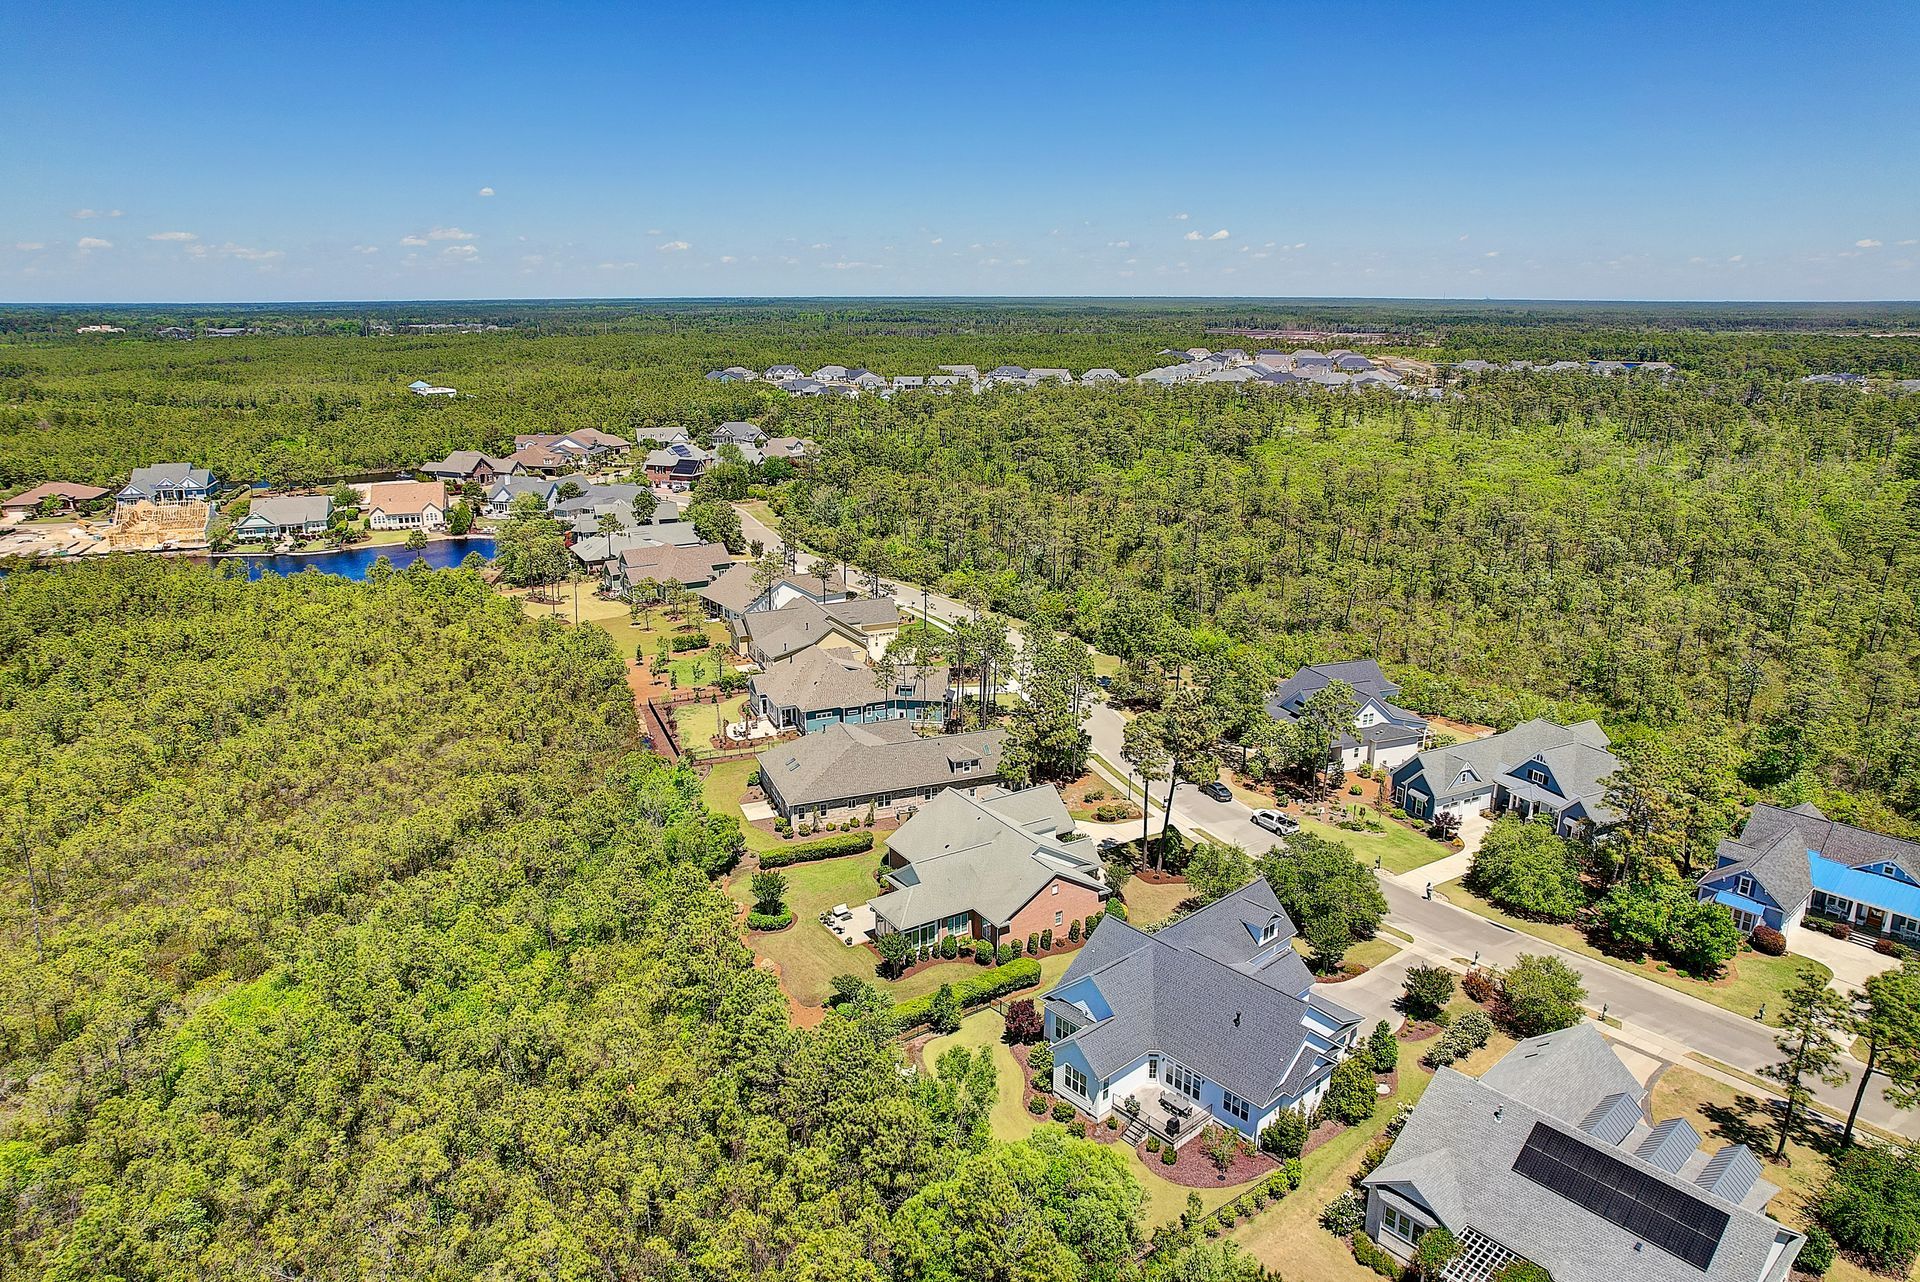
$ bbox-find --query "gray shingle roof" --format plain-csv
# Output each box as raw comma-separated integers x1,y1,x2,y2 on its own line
1700,801,1920,915
751,647,942,718
1365,1025,1802,1282
760,721,1002,811
872,783,1102,933
243,495,331,526
1046,880,1357,1107
1396,719,1615,812
122,464,215,496
743,597,900,662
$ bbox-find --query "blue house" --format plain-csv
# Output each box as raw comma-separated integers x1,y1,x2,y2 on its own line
1697,802,1920,944
1390,718,1617,839
748,647,949,734
1042,880,1361,1147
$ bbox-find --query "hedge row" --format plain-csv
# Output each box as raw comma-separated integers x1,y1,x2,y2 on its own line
895,957,1042,1031
758,832,875,867
747,908,794,931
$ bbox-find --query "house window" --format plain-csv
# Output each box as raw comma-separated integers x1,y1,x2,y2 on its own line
1525,767,1547,785
1261,918,1279,943
1222,1091,1251,1123
1381,1205,1421,1244
1052,884,1060,896
1165,1061,1202,1101
1063,1064,1088,1099
1055,910,1064,927
1054,1013,1080,1039
1736,875,1754,899
1147,1055,1159,1080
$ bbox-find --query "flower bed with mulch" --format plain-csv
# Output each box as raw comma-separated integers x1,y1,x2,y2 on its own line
1131,868,1190,886
1136,1129,1279,1187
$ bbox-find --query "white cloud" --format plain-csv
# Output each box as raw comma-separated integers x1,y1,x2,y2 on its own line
1171,212,1190,220
477,186,495,197
76,237,112,251
1108,240,1132,249
1728,254,1744,263
809,242,830,250
13,242,45,251
929,237,943,245
657,240,691,252
442,244,478,260
352,244,380,255
646,228,663,236
185,241,282,262
148,230,198,242
1484,250,1500,258
400,235,428,246
1207,229,1229,241
1856,238,1882,249
71,208,123,219
427,226,476,241
1458,233,1469,242
825,260,878,270
521,253,545,266
1899,239,1918,246
1183,231,1202,241
597,260,639,271
719,255,736,264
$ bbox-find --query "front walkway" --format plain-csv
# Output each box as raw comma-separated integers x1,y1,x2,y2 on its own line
1389,809,1489,890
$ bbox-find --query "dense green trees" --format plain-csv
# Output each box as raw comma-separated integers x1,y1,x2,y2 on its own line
1259,832,1387,969
1465,817,1586,921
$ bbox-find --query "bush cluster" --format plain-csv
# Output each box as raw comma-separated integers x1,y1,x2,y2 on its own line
757,832,875,867
745,908,793,931
1750,924,1786,955
892,957,1041,1031
1349,1231,1400,1278
1421,1010,1493,1068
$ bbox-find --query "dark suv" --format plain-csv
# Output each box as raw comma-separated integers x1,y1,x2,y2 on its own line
1197,781,1232,803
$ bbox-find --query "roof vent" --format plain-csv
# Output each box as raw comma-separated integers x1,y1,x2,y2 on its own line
1580,1092,1644,1146
1233,1011,1242,1027
1636,1118,1701,1173
1697,1144,1761,1203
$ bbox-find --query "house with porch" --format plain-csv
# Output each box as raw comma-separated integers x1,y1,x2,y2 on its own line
365,480,447,531
235,494,331,541
867,779,1106,948
118,463,217,509
643,442,713,488
738,596,902,666
2,481,110,515
1390,718,1617,839
1696,801,1920,945
758,722,1004,825
1361,1023,1802,1282
421,451,520,486
605,542,734,598
1265,658,1429,773
748,647,948,734
1043,880,1361,1147
484,476,560,516
698,563,850,630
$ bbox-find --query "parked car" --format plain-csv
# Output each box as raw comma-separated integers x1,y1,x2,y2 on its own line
1252,809,1298,836
1197,781,1232,803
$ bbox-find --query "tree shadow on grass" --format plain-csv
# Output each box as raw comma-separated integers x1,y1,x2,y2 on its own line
1700,1092,1839,1162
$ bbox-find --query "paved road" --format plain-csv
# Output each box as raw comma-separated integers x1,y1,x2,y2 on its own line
736,501,1919,1138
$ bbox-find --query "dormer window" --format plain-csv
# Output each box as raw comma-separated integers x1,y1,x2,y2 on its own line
1737,875,1754,899
1526,767,1547,786
1261,917,1279,943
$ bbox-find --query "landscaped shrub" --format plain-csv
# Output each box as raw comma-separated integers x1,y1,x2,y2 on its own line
1280,1158,1303,1190
1817,1131,1920,1273
1003,998,1043,1043
973,939,993,964
1160,1145,1177,1165
1028,931,1041,955
1321,1057,1380,1125
756,831,875,866
1320,1191,1366,1235
1797,1226,1835,1276
1366,1020,1399,1073
1106,899,1128,920
1490,1263,1552,1282
746,908,793,931
668,631,708,652
1145,1136,1162,1153
1068,1120,1087,1138
1416,1227,1462,1278
1068,919,1082,943
1878,938,1908,959
1051,1100,1075,1122
1030,1072,1052,1093
1094,802,1130,822
1399,965,1456,1019
925,984,962,1035
1349,1232,1401,1278
1041,927,1054,950
1461,968,1496,1003
892,958,1043,1031
1105,1115,1119,1130
1353,1133,1396,1184
940,934,959,960
1260,1109,1308,1159
1026,1095,1047,1115
1750,924,1787,955
1010,937,1024,957
1028,1040,1053,1075
1422,1009,1494,1068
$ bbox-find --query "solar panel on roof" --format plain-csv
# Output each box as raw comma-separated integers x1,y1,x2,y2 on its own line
1513,1122,1729,1271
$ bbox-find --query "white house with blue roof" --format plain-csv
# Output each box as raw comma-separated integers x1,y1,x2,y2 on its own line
1697,801,1920,945
1042,880,1361,1147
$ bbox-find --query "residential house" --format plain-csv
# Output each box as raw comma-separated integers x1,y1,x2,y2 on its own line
484,476,560,516
119,464,217,507
763,436,814,462
705,366,759,382
606,541,734,598
764,364,803,381
408,380,457,397
571,528,699,574
849,370,888,391
1332,353,1374,371
812,364,850,382
365,480,448,531
1697,801,1920,943
938,364,979,379
777,377,828,395
1291,349,1334,372
985,365,1029,383
758,722,1002,825
1029,368,1072,384
1265,659,1428,773
892,375,926,392
643,442,714,488
421,451,520,486
868,779,1108,948
739,595,902,665
234,494,331,541
1390,718,1618,838
555,484,677,536
1044,880,1361,1146
1361,1023,1802,1282
749,646,947,733
698,563,850,629
2,481,109,515
714,421,767,448
1080,368,1123,385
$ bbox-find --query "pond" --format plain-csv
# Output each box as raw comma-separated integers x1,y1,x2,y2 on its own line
216,535,496,581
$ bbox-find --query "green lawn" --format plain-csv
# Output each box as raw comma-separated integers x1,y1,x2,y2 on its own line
1119,875,1191,928
1435,876,1831,1025
673,694,747,758
1297,808,1454,875
1339,935,1401,974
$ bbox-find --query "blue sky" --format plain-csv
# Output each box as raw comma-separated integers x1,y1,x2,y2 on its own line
4,0,1916,302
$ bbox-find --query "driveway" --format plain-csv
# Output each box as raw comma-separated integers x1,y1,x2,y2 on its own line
1790,924,1901,993
1393,809,1489,889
